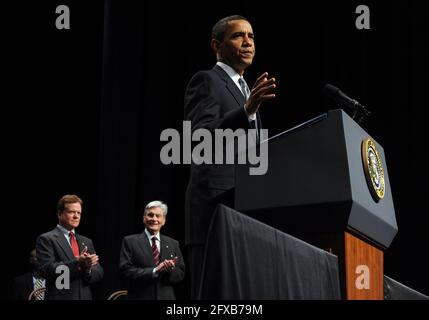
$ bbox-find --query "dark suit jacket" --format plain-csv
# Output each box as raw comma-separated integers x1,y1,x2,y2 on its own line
11,272,33,300
184,64,262,245
119,232,185,300
36,226,104,300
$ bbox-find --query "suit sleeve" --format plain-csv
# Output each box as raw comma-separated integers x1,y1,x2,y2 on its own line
36,234,81,281
184,72,250,132
11,276,27,300
11,277,20,300
119,237,155,280
162,240,185,284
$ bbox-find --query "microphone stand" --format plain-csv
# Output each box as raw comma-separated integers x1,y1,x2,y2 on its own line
351,101,371,124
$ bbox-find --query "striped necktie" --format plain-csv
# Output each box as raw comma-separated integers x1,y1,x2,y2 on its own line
34,277,44,300
239,77,259,142
238,77,250,100
151,237,160,265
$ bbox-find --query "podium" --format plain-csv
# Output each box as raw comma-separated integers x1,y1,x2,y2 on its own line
235,109,398,299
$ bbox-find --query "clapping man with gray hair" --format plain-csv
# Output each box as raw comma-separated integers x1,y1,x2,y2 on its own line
119,201,185,300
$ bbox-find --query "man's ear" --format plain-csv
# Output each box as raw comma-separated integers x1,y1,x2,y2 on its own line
211,38,220,53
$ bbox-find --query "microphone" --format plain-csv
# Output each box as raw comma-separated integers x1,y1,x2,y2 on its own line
323,83,371,123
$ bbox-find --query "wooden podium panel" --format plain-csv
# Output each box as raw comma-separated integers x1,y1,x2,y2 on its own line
344,231,384,300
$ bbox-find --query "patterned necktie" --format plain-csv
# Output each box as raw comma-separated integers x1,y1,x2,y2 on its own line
69,232,80,257
34,277,44,300
239,77,259,142
238,77,250,100
151,236,160,265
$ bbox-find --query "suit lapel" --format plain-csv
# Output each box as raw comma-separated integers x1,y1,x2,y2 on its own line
160,235,174,261
137,232,154,266
53,227,75,260
75,234,87,254
160,235,166,261
213,65,246,107
26,273,34,292
213,65,263,131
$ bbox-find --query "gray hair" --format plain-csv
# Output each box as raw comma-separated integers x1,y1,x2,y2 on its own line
144,200,168,217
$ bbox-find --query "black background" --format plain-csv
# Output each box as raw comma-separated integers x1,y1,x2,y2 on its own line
5,0,429,300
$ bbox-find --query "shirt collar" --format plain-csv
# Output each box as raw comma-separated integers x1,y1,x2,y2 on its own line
144,228,160,242
57,224,75,236
216,61,242,82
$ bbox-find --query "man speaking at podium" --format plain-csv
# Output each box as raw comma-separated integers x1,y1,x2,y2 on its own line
184,14,276,299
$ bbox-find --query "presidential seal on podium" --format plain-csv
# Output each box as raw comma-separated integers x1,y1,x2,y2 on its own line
362,138,385,201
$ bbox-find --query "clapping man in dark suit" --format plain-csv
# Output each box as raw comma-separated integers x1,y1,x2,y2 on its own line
12,248,45,300
36,194,103,300
184,15,276,298
119,201,185,300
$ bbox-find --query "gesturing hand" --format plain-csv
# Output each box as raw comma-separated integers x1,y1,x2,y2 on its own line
245,72,276,116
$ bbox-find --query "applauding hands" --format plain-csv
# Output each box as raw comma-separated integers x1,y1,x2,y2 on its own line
77,243,100,273
155,256,179,274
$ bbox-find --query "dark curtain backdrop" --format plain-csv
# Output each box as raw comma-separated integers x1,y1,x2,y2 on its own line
6,0,428,299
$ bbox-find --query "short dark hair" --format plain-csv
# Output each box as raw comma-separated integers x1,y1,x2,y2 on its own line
57,194,83,214
211,15,248,42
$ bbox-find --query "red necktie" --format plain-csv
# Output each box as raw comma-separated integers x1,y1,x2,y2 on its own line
151,237,160,265
69,232,80,257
